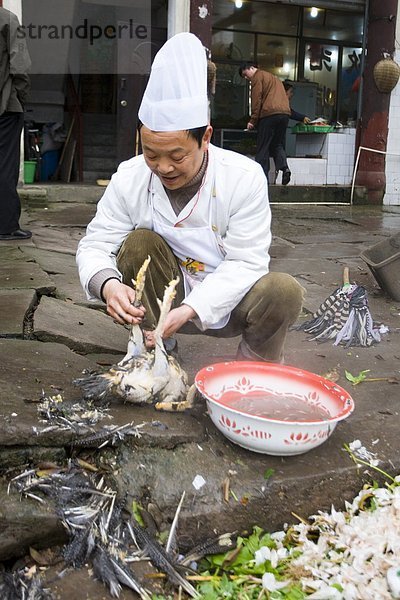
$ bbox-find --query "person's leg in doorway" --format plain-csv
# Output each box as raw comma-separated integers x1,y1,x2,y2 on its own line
255,116,275,182
270,115,291,185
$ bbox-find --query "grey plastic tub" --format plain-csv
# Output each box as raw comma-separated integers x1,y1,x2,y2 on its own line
360,233,400,301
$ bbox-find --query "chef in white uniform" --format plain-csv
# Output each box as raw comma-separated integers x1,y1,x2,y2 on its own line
76,32,304,361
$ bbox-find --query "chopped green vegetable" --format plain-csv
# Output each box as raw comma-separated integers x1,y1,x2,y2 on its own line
345,369,370,385
131,500,145,526
264,468,275,480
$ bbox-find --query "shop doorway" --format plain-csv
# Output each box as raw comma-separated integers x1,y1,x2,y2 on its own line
22,0,166,184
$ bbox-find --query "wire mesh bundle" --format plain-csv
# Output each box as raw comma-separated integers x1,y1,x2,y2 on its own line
333,285,381,347
296,268,381,348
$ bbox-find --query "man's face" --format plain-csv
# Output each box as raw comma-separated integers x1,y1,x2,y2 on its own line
286,87,294,100
242,67,255,80
140,126,213,190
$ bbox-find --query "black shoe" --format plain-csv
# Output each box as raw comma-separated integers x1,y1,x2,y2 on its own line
0,229,32,240
282,169,291,185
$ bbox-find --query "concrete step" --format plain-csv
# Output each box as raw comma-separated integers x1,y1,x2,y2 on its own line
20,184,105,204
20,184,369,205
269,184,368,204
83,132,116,146
83,144,117,159
83,123,116,135
83,157,118,172
82,170,113,183
82,113,116,134
82,170,114,184
82,115,117,185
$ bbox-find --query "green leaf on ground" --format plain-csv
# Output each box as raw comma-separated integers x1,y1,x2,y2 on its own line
264,468,275,480
345,369,370,385
131,500,145,526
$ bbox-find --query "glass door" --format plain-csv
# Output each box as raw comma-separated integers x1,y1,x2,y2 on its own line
302,41,339,122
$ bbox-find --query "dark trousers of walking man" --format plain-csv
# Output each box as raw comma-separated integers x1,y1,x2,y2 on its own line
0,6,31,240
0,112,24,234
255,114,289,183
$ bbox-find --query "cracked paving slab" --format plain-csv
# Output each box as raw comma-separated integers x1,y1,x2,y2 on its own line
0,257,56,293
28,225,84,255
21,246,97,305
32,296,129,354
0,289,37,336
25,202,97,227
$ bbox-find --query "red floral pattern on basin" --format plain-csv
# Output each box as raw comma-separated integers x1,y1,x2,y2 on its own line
284,430,330,446
219,413,272,440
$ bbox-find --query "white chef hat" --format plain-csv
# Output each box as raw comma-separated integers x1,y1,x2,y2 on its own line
138,32,208,131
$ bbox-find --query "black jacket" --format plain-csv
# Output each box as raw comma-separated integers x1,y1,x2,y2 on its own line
290,108,307,123
0,7,31,115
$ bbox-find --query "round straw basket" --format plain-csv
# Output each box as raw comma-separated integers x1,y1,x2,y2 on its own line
373,58,400,93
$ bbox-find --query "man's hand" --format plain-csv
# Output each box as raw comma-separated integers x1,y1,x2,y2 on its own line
246,122,254,130
144,304,197,348
303,117,311,124
162,304,197,338
102,279,145,325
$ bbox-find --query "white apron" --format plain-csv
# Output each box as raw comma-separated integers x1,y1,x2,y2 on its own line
149,159,229,329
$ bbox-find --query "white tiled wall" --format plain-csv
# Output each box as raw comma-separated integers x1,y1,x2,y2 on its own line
326,130,356,185
286,157,327,185
286,128,356,186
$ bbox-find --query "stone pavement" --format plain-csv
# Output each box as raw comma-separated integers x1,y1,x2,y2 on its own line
0,193,400,597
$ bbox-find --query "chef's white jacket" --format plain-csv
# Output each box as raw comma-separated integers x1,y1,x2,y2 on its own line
76,144,272,330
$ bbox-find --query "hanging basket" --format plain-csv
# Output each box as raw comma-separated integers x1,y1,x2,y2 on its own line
373,57,400,93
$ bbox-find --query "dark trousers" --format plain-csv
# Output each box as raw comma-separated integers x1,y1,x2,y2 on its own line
0,112,24,234
255,114,289,182
117,229,304,362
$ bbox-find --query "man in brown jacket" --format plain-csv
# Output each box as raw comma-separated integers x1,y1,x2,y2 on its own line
0,7,31,240
239,62,291,185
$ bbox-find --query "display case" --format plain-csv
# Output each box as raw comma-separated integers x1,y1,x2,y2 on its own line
212,128,257,156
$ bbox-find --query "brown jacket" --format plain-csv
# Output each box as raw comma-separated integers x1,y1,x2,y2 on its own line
0,7,31,116
249,69,290,126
